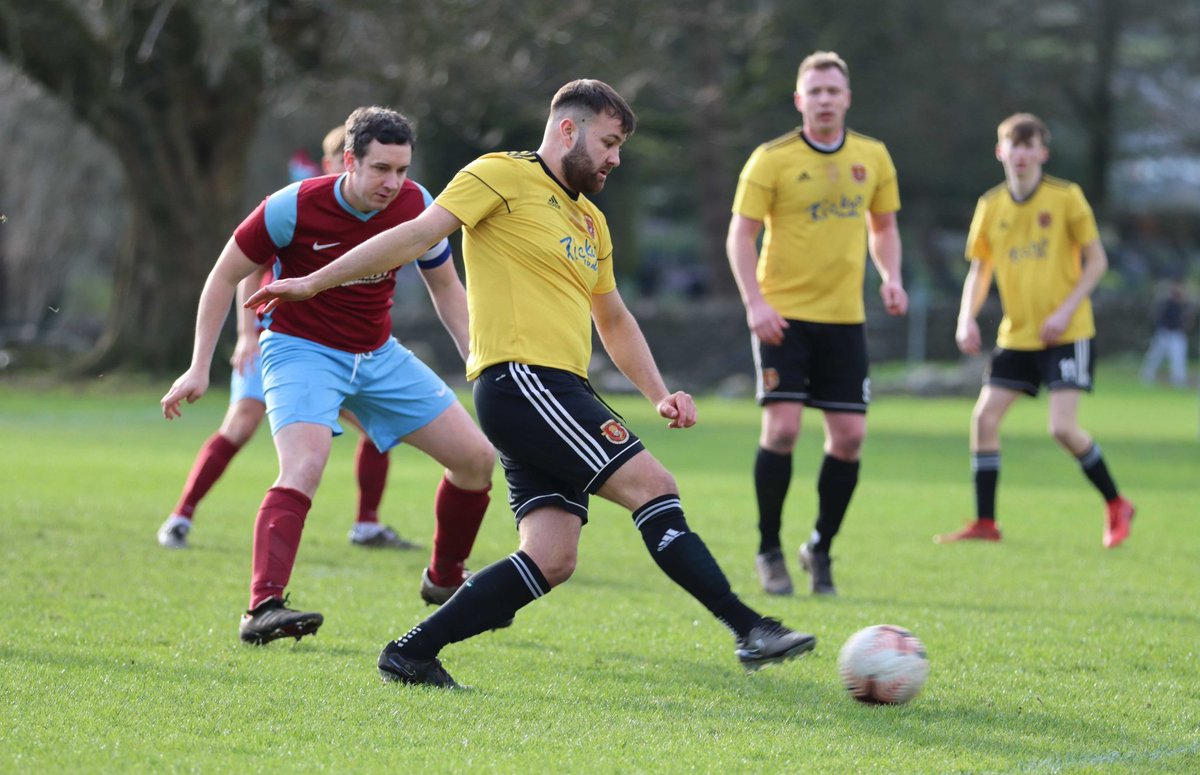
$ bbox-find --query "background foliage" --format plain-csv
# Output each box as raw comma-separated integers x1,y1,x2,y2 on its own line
1,0,1199,373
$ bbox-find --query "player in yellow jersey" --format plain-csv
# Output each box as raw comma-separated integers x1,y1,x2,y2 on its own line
248,79,816,687
936,113,1135,548
727,51,907,596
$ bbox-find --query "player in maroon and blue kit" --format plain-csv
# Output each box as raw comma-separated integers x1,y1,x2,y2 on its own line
161,107,496,645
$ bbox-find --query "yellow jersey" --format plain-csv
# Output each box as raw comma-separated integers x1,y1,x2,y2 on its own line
732,129,900,323
435,151,616,380
966,176,1099,350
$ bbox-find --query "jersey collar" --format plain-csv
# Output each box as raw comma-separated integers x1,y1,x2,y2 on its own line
534,153,581,201
333,172,383,221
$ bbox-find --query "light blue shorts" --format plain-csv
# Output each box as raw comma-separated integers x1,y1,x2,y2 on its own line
259,330,457,452
230,353,266,404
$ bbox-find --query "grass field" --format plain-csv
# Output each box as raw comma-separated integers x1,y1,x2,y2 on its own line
1,367,1198,773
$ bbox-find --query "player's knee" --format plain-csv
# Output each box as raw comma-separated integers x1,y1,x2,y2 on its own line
533,547,577,586
761,427,799,452
1047,420,1077,448
828,431,865,459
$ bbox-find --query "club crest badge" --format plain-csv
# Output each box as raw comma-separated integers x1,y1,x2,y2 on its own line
761,368,780,392
1038,211,1052,228
851,164,867,183
583,214,596,239
600,419,630,444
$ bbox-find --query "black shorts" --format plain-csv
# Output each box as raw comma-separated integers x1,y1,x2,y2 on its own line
986,340,1096,396
472,363,645,524
755,320,870,413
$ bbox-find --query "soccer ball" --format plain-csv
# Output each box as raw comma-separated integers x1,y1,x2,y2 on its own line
837,624,929,704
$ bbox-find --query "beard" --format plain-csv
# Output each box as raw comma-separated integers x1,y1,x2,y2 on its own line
561,141,605,194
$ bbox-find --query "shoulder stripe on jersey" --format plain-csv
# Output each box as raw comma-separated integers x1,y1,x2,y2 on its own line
508,363,609,471
847,129,884,145
263,181,303,249
462,171,511,214
981,182,1008,201
762,130,804,151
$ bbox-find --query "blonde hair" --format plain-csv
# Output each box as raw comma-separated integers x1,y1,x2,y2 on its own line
797,51,849,88
321,125,346,163
997,113,1050,146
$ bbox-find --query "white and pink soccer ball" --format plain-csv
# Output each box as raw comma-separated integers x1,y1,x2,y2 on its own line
838,624,930,704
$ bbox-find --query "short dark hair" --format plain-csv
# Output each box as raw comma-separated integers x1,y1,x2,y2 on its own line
997,113,1050,147
344,106,415,160
550,79,637,136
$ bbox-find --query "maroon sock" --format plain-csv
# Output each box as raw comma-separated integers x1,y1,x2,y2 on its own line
355,438,389,524
174,433,241,519
249,487,311,609
428,477,491,587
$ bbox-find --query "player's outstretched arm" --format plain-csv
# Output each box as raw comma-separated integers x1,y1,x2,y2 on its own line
592,288,696,429
245,205,463,313
162,239,260,419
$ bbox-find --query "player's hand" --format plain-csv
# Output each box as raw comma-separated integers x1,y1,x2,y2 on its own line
656,391,697,429
161,368,210,420
955,318,981,355
244,277,317,314
747,298,789,346
880,281,908,316
230,335,260,376
1039,309,1070,345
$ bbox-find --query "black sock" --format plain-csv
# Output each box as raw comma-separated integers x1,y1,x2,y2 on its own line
1076,443,1119,502
973,451,1000,521
633,495,761,639
811,455,859,554
754,448,792,554
393,551,550,659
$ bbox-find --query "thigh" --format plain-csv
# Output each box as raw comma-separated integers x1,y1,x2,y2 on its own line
474,363,646,523
807,323,870,413
271,421,334,497
260,332,351,436
401,400,492,470
755,320,811,405
595,449,676,511
345,338,457,451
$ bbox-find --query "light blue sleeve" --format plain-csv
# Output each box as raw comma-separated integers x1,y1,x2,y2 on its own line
263,181,303,249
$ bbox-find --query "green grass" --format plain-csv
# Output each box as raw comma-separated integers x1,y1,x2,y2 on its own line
1,369,1198,773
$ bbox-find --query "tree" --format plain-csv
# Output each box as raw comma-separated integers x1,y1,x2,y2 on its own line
0,0,330,372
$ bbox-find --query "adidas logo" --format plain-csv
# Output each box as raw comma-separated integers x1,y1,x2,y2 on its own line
548,195,561,209
797,171,811,182
657,528,685,552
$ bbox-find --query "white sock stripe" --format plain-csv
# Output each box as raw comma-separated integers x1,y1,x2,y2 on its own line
633,498,682,529
971,453,1001,472
508,553,545,598
1078,443,1102,467
508,363,608,471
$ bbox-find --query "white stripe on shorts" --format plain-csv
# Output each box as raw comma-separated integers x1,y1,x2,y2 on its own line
508,363,609,472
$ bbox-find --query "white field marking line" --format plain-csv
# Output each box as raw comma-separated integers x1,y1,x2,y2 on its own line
1010,740,1200,773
